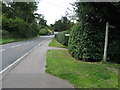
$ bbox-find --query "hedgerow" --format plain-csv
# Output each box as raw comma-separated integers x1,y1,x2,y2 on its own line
68,2,120,63
68,23,105,62
56,30,69,46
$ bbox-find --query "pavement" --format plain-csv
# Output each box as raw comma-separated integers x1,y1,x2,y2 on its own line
2,36,75,88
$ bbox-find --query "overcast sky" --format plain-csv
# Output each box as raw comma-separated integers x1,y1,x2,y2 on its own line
36,0,76,25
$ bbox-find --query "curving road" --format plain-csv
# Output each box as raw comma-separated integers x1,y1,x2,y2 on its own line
2,35,74,88
0,36,53,71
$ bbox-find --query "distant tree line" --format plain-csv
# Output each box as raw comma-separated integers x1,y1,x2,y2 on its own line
51,16,74,32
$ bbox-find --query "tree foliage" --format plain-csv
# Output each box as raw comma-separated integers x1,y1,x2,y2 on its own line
2,2,44,38
53,16,74,32
68,2,120,63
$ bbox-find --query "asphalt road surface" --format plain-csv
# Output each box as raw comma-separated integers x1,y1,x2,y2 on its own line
2,36,74,88
0,36,53,71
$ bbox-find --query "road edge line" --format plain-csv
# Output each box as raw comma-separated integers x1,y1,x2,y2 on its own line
0,41,45,80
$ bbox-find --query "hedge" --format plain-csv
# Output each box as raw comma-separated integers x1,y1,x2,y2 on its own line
68,23,120,63
107,28,120,63
68,2,120,63
56,30,69,46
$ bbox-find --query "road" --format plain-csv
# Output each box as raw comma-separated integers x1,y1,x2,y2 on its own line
2,36,74,88
0,36,53,72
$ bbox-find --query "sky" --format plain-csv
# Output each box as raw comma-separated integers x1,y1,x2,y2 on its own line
36,0,76,25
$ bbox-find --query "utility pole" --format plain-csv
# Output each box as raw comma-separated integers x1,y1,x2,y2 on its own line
103,22,109,62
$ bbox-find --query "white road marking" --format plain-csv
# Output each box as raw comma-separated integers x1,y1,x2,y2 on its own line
11,46,16,48
16,44,21,47
0,52,29,74
11,44,21,48
0,49,5,52
38,41,44,46
32,41,45,50
24,42,30,45
0,40,45,74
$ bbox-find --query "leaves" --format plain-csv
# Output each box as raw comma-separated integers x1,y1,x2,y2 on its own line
68,2,120,63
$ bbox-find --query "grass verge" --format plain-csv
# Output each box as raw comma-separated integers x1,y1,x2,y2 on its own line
46,50,119,88
0,38,24,44
49,38,66,48
0,35,42,44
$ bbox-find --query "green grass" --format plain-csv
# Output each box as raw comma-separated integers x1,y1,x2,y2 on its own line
46,50,119,89
49,38,66,48
0,38,22,44
0,35,42,44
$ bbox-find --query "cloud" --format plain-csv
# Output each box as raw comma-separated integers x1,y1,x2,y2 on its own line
36,0,76,25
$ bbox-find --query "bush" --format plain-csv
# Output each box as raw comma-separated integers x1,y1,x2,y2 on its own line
30,23,39,36
39,28,48,35
68,2,120,63
0,30,13,38
9,17,31,38
107,28,120,63
68,23,120,63
2,15,38,38
2,15,11,31
68,24,105,62
56,30,69,46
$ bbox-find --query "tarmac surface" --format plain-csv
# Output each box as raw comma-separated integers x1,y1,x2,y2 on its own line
2,36,75,88
1,36,48,71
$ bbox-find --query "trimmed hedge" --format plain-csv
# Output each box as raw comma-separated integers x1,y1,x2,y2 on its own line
68,23,120,63
68,3,120,63
107,28,120,63
56,30,69,46
68,24,105,62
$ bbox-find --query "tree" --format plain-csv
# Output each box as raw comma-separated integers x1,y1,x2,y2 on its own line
53,16,73,32
10,2,38,23
68,2,120,63
2,1,39,38
34,13,47,28
53,20,62,32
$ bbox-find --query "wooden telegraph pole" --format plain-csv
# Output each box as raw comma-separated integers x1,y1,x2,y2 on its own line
103,22,109,62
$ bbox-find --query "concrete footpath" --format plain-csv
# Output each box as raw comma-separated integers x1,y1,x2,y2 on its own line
2,37,75,88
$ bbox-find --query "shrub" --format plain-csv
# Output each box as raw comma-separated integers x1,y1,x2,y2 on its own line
39,28,48,35
68,23,105,62
56,30,69,46
2,16,38,38
30,23,39,36
9,17,30,38
68,23,120,63
0,30,13,38
107,28,120,63
2,15,11,31
68,2,120,63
